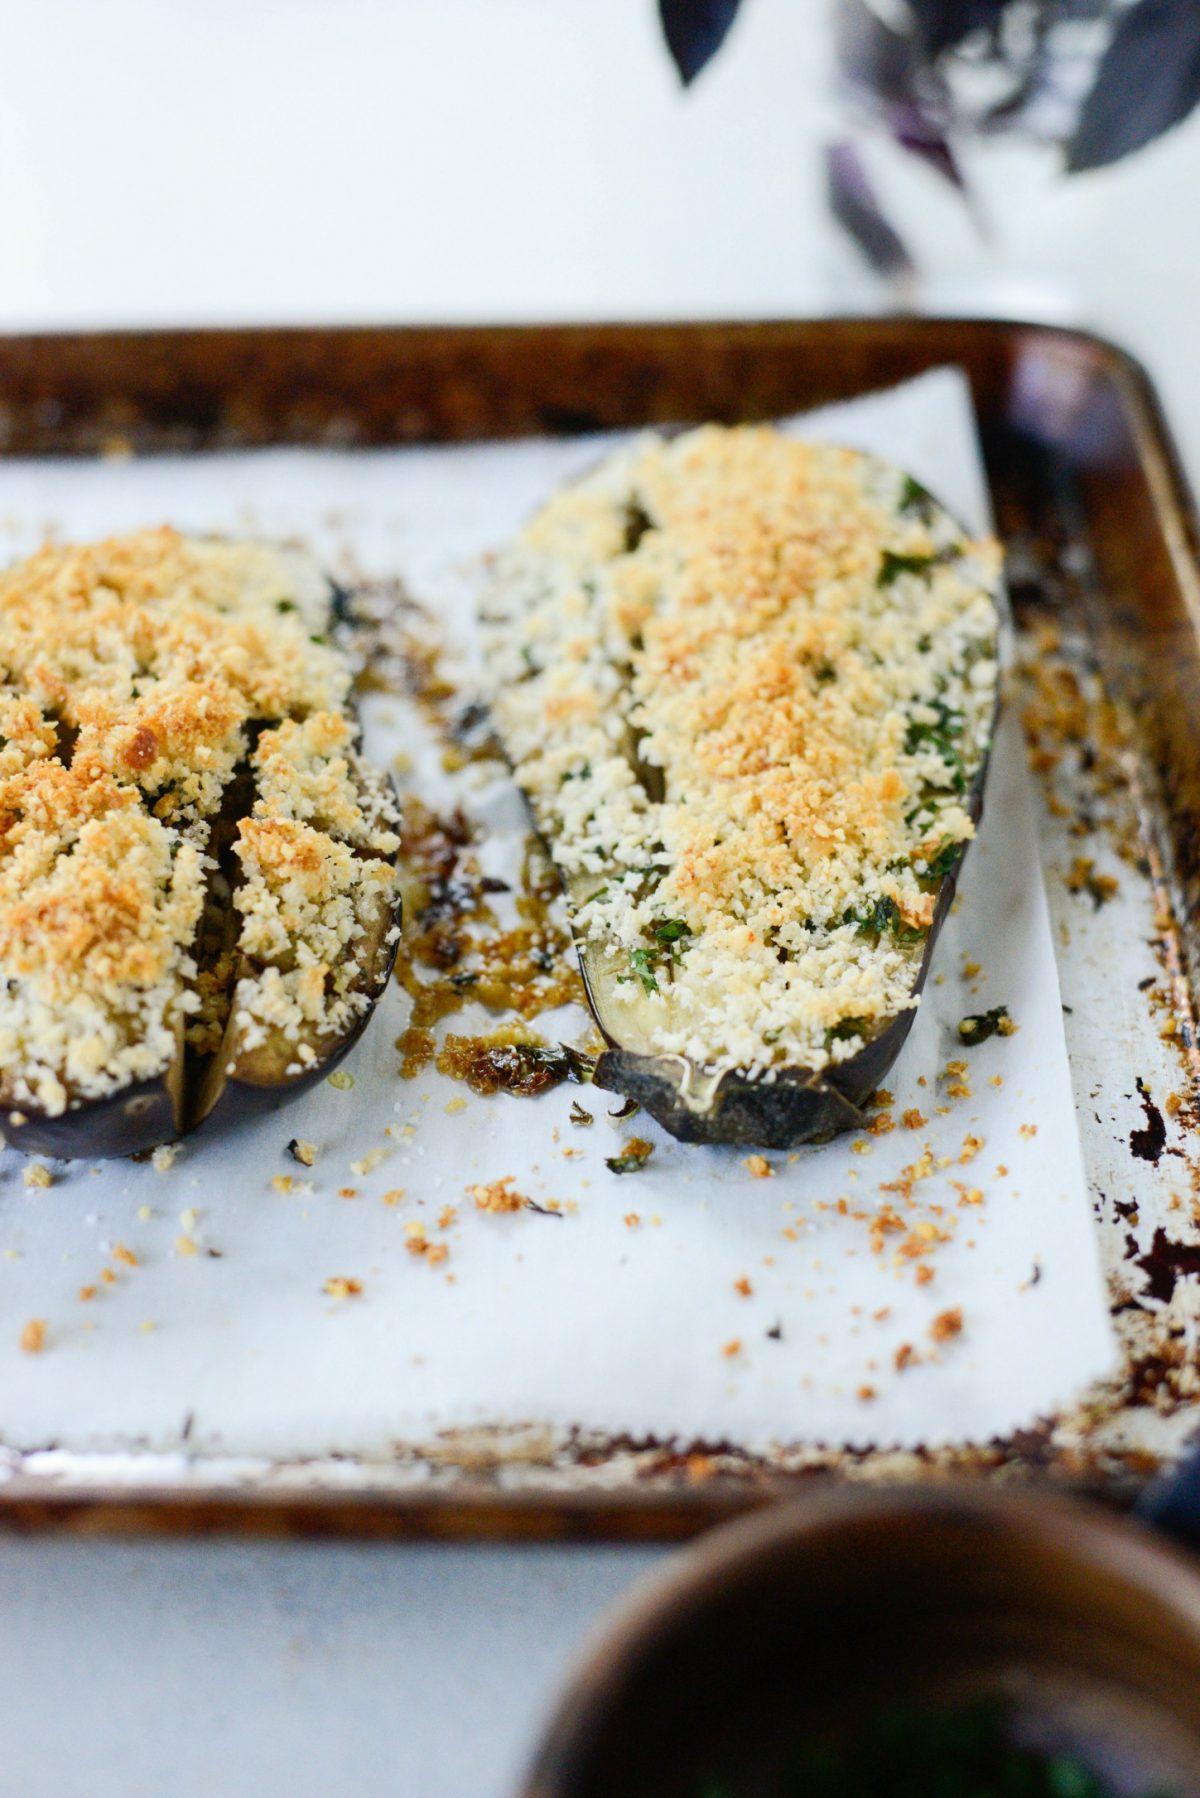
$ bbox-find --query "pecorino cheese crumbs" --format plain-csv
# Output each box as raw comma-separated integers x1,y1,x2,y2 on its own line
0,529,399,1120
487,426,1000,1083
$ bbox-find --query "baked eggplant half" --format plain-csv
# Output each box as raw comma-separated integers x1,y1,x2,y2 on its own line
0,529,400,1157
484,427,1002,1147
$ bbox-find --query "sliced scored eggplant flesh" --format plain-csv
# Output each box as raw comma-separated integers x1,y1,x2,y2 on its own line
485,428,1003,1147
0,530,400,1158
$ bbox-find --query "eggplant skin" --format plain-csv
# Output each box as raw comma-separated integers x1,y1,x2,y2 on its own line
3,1077,179,1161
587,762,985,1150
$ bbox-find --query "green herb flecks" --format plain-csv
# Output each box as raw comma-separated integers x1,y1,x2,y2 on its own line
606,1137,654,1174
696,1699,1169,1798
899,473,937,520
844,894,926,946
879,548,938,586
921,838,962,882
905,699,969,793
628,947,660,994
959,1006,1015,1047
824,1015,872,1050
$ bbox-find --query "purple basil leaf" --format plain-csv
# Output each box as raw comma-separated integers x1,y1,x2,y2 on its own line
1067,0,1200,173
834,0,916,105
906,0,1010,56
825,140,914,278
891,100,968,192
659,0,743,86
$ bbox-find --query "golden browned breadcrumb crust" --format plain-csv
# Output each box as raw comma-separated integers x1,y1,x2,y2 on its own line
488,426,1001,1079
0,529,399,1118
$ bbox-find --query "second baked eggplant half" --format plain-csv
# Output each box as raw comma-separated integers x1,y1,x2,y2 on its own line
485,427,1002,1146
0,529,400,1157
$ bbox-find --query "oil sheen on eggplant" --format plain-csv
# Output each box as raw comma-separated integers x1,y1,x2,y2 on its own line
0,531,400,1157
485,428,1003,1147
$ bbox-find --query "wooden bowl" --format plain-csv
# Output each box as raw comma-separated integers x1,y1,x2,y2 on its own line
523,1484,1200,1797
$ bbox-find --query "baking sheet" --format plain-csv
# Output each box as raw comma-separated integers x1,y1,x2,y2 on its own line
0,370,1116,1464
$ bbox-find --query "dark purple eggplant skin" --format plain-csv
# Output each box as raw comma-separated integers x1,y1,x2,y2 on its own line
3,1076,180,1161
586,729,991,1149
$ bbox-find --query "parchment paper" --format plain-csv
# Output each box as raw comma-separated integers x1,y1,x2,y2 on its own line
0,369,1116,1458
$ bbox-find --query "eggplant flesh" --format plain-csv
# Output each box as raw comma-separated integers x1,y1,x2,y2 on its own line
485,429,1003,1148
0,533,400,1159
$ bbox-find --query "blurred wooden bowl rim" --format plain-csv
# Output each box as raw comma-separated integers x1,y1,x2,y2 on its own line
522,1481,1200,1798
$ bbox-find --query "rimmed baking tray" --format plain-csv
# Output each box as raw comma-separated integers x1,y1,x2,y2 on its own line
0,317,1197,1539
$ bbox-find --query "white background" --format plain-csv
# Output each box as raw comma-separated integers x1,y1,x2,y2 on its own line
1,3,1198,1794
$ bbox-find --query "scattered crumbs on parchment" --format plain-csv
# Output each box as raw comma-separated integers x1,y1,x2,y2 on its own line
174,1235,198,1258
954,1183,984,1207
271,1174,296,1195
1019,1123,1038,1140
868,1088,893,1109
139,1320,157,1335
444,1097,467,1116
963,960,981,979
930,1307,964,1343
337,1187,358,1200
151,1144,178,1173
350,1147,388,1177
901,1109,927,1130
624,1213,641,1229
19,1318,47,1354
437,1205,458,1231
323,1276,363,1299
327,1070,354,1091
990,1074,1004,1088
1065,855,1119,908
851,1138,872,1156
959,1134,983,1164
22,1164,52,1190
180,1208,199,1232
136,1204,153,1222
721,1338,742,1358
734,1276,753,1297
916,1264,935,1286
744,1154,773,1178
867,1112,895,1137
467,1176,526,1214
78,1284,97,1302
382,1188,406,1206
857,1384,876,1402
288,1138,317,1167
111,1242,138,1268
100,1267,117,1285
895,1342,915,1372
873,1306,890,1322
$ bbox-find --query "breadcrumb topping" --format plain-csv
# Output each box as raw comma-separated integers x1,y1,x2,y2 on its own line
0,529,399,1118
488,427,1000,1081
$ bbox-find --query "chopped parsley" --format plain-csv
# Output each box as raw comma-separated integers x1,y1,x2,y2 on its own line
698,1699,1163,1797
606,1137,654,1174
879,548,938,586
824,1015,871,1049
959,1006,1015,1046
845,895,926,946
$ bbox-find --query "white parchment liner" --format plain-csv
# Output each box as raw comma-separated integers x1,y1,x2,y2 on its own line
0,369,1115,1457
